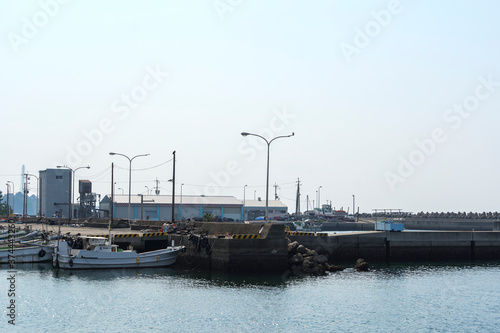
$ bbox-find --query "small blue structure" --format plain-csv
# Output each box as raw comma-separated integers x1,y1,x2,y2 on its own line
375,220,404,231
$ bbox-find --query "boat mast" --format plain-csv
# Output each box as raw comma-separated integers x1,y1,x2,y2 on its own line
108,219,112,245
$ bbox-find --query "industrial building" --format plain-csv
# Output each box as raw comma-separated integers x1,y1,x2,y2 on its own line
242,199,288,220
77,180,100,218
100,195,288,221
39,169,100,219
39,168,71,218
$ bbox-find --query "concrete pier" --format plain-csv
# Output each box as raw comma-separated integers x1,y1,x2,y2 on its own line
321,219,500,231
171,222,288,273
287,231,500,262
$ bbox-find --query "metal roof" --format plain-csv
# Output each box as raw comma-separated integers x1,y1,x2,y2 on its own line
243,199,287,208
103,195,287,208
108,195,243,206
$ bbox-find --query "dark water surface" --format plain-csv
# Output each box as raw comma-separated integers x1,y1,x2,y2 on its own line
2,261,499,332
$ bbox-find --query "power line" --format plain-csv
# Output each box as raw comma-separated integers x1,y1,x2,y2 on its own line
86,166,111,179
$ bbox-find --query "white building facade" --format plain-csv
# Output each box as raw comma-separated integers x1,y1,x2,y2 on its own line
101,195,288,221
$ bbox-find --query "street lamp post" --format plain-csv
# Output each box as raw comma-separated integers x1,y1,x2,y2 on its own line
7,181,14,215
109,152,149,223
242,184,247,221
243,184,247,206
315,191,318,217
57,165,90,219
318,186,322,212
118,188,124,195
5,183,10,217
352,194,355,219
241,131,294,222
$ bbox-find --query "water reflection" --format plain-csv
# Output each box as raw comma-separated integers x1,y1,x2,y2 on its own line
6,259,500,287
8,263,290,288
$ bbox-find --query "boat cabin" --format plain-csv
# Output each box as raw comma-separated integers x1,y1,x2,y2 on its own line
82,237,119,252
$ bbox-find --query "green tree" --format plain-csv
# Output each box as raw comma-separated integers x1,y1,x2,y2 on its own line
0,191,11,216
202,212,214,222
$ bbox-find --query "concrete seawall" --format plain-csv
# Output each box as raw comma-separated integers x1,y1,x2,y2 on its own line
288,231,500,262
402,218,500,231
171,222,288,273
321,221,373,231
321,219,500,231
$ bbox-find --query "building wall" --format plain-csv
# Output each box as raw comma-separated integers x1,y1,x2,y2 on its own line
112,203,243,221
39,169,72,218
244,207,288,220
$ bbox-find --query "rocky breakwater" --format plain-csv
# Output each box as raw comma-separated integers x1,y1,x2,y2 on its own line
287,238,346,276
354,258,369,272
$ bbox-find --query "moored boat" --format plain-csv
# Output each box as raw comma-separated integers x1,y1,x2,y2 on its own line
53,236,184,270
0,242,56,264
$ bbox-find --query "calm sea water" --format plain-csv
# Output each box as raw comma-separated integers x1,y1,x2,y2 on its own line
2,261,499,332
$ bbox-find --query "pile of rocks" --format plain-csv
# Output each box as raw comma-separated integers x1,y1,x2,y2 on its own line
287,239,345,275
354,258,369,271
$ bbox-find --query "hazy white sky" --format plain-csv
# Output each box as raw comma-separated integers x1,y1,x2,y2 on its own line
2,0,500,213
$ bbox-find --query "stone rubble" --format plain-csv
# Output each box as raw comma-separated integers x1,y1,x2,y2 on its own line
286,238,346,276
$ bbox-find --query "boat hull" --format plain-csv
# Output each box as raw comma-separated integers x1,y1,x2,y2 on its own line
0,244,55,264
56,246,184,270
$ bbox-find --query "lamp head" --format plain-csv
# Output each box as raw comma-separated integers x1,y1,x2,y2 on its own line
109,152,116,156
241,132,249,137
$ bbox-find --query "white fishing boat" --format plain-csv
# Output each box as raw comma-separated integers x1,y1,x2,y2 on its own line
0,242,56,264
53,236,184,270
0,230,27,240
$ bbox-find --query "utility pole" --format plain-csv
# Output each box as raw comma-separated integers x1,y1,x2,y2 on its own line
155,177,160,195
171,151,176,222
352,194,355,219
295,178,301,217
273,183,280,200
140,194,144,220
110,163,114,223
39,174,42,218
